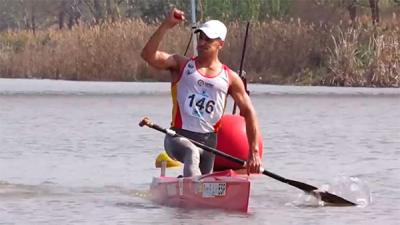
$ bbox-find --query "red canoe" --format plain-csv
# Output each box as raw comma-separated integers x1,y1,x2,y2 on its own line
149,170,250,212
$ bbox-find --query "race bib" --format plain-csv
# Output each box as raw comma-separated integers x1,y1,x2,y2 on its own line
183,92,216,119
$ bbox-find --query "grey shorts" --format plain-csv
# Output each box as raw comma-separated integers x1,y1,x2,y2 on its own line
164,128,217,177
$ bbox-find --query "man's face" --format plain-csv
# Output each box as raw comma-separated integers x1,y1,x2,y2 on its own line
197,31,224,55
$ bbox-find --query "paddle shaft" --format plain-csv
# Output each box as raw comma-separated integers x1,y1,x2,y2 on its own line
232,22,250,115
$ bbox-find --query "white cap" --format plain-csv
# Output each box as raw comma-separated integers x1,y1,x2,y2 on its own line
195,20,227,41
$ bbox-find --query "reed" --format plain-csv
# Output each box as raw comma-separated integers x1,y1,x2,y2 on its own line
0,18,399,87
323,22,400,87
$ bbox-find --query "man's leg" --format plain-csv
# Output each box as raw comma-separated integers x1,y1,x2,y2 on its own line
199,133,217,174
199,150,215,174
164,135,201,177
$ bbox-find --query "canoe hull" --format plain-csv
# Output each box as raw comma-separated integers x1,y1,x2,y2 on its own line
149,170,250,212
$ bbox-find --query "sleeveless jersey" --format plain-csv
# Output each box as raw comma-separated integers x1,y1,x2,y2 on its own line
171,58,231,133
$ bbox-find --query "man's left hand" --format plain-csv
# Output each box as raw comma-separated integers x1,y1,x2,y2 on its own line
246,151,262,175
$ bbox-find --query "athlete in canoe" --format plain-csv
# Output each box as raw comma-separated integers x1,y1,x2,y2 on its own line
141,8,262,176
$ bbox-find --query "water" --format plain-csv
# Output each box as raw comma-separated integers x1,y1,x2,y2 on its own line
1,79,399,225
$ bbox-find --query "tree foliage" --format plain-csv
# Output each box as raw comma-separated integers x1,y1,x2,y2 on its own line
0,0,399,31
200,0,293,21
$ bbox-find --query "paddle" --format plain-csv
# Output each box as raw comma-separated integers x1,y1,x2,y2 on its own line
139,117,356,206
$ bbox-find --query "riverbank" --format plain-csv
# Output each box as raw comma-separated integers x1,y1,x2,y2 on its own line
0,19,399,87
1,78,399,96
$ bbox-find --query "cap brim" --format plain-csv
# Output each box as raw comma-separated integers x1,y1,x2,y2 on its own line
194,28,220,39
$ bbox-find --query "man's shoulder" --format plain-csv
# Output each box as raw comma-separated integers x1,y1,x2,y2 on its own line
171,54,190,70
174,54,190,63
221,64,237,75
169,55,191,82
223,65,240,84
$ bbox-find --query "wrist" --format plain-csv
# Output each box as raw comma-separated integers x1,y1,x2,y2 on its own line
248,149,259,159
159,23,168,31
251,146,260,154
161,21,175,30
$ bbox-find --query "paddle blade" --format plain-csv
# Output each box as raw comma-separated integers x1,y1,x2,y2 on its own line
313,191,357,206
155,151,182,168
287,179,356,206
262,170,356,206
288,180,357,206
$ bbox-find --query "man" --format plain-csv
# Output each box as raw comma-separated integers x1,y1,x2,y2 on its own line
141,8,262,176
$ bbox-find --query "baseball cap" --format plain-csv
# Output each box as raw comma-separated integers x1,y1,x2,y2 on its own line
194,20,227,41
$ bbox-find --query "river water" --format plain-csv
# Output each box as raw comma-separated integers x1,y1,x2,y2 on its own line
0,79,399,225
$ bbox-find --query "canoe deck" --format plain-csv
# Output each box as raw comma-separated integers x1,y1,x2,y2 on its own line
149,170,250,212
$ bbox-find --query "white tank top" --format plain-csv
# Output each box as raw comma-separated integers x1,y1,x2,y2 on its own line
171,58,231,133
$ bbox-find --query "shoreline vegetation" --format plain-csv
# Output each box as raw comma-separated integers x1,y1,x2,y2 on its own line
0,3,399,87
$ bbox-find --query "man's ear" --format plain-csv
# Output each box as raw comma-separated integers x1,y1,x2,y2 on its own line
218,40,224,49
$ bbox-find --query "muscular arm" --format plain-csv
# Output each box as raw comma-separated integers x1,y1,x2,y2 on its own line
140,23,179,71
140,9,187,79
228,71,262,174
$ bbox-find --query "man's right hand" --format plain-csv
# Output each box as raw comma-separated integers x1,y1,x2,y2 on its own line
163,8,185,28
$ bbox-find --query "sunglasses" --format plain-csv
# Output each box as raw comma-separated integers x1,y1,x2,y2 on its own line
197,32,220,42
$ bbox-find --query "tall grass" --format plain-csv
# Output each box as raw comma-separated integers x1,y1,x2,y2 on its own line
0,18,399,87
0,20,155,81
323,22,400,87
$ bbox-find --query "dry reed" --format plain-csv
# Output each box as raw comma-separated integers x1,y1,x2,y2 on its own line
0,18,399,87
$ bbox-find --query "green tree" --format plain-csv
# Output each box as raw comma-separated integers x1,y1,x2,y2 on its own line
260,0,293,19
200,0,293,21
0,0,60,32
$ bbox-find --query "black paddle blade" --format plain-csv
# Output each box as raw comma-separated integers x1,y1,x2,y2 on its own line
287,179,356,206
313,191,357,206
262,170,357,206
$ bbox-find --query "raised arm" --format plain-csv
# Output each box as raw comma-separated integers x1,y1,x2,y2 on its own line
140,9,187,75
228,71,263,174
